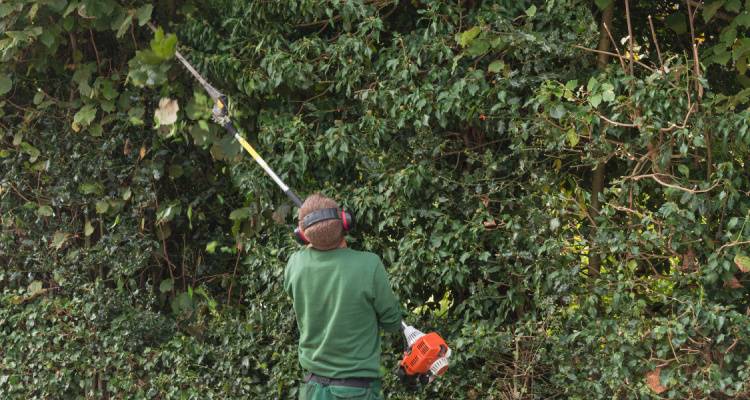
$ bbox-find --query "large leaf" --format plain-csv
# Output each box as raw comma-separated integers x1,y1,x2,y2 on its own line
0,74,11,96
595,0,613,10
150,27,177,60
703,0,725,22
458,26,481,47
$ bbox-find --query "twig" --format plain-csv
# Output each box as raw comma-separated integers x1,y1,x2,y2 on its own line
595,111,639,128
648,16,664,72
602,22,627,72
717,240,750,254
726,338,739,353
629,173,721,194
624,0,635,75
686,0,733,21
659,103,695,132
573,45,656,73
89,29,101,74
227,247,241,305
685,0,703,100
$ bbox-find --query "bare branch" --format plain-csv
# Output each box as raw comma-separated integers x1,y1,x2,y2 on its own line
629,173,721,194
602,22,627,72
595,111,639,128
718,240,750,254
625,0,635,75
648,15,664,71
573,45,656,73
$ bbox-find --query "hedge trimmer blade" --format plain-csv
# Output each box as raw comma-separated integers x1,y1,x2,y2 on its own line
144,23,303,208
173,51,224,103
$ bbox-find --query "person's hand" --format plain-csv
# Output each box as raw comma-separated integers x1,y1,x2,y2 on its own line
396,366,429,391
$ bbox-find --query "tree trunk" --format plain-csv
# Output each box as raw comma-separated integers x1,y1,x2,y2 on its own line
589,3,614,277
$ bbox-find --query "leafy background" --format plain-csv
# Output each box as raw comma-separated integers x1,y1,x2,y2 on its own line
3,0,750,398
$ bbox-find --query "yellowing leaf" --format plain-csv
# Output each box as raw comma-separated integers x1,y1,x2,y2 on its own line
84,220,95,236
51,231,70,250
734,254,750,272
28,280,43,295
646,368,667,394
37,205,53,217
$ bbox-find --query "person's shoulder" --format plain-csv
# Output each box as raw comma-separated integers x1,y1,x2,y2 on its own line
343,248,382,266
286,247,309,267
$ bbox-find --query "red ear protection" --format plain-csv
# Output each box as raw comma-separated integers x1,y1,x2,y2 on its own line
294,208,354,244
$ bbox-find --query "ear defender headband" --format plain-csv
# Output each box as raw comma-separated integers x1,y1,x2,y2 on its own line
294,208,354,244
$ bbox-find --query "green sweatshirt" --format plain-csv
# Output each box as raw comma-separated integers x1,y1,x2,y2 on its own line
284,247,402,379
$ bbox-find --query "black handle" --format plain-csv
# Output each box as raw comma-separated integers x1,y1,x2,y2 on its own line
285,189,303,208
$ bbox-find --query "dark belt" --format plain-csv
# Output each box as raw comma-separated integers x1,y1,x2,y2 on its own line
304,373,373,388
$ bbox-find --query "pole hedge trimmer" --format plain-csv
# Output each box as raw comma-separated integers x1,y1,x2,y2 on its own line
153,24,451,387
146,23,303,208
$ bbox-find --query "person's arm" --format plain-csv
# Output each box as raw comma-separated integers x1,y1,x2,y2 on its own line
283,253,295,299
372,258,403,332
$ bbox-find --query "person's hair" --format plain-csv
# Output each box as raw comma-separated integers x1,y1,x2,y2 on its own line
298,193,343,250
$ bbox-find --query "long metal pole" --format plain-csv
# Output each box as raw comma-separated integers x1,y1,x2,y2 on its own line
148,23,303,207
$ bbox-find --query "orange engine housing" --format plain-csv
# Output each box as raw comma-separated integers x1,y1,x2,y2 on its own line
399,332,449,376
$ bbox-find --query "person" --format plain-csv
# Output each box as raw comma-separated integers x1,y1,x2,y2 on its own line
284,193,402,400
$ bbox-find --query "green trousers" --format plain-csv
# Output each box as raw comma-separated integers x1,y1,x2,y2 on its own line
299,379,384,400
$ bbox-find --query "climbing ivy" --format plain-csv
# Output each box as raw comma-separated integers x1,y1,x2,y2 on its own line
4,0,750,399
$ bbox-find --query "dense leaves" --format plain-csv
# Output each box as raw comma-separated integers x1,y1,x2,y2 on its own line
3,0,750,399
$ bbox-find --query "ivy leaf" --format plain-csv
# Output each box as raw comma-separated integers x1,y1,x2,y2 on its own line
27,281,43,295
84,220,94,237
73,105,97,130
725,0,741,13
665,12,687,34
150,28,178,60
488,60,505,73
0,74,12,96
135,4,153,26
734,254,750,272
206,241,219,254
458,26,481,47
159,278,174,293
95,200,109,214
549,104,566,119
51,231,70,250
466,39,490,56
156,202,182,224
20,142,40,162
566,128,579,147
735,12,750,27
37,205,53,217
602,83,615,102
229,207,252,221
116,14,133,39
79,182,103,195
594,0,613,10
589,94,602,107
703,0,725,23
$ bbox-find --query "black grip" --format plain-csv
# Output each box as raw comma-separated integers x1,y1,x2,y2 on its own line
285,189,303,208
223,121,238,135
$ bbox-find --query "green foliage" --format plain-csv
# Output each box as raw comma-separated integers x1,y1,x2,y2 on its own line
4,0,750,399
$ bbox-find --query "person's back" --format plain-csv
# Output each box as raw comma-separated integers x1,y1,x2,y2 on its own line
284,194,401,400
